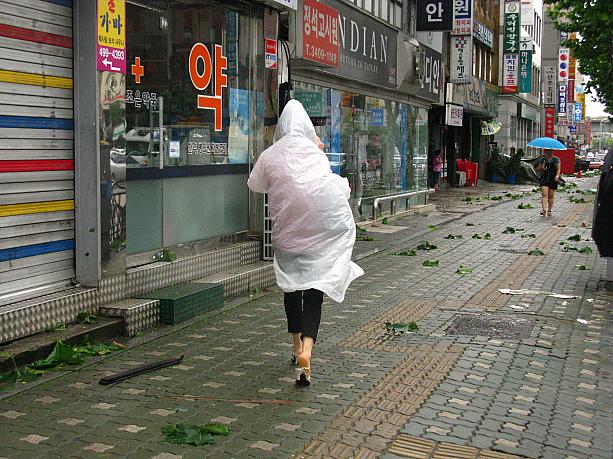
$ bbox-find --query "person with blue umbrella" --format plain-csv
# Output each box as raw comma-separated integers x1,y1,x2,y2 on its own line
528,137,566,216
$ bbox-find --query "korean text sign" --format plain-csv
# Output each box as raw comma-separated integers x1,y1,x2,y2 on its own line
543,66,556,105
97,0,126,73
503,2,520,54
450,35,471,83
558,84,567,117
416,0,453,32
302,0,340,67
502,53,519,93
545,106,555,138
518,37,532,93
189,43,228,131
452,0,472,36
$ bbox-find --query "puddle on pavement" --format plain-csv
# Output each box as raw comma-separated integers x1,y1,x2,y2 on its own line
446,314,534,340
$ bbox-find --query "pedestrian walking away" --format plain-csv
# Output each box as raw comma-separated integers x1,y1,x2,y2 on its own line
536,149,561,216
432,150,443,191
247,100,364,386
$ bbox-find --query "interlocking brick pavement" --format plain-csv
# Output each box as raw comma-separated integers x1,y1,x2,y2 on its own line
0,177,610,459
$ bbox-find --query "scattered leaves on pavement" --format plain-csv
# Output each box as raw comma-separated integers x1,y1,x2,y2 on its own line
576,265,589,270
391,250,417,256
44,322,66,332
444,234,463,239
484,233,492,240
472,234,482,239
422,260,439,267
464,197,473,202
466,223,475,226
578,246,593,254
385,322,419,333
503,227,525,234
569,196,588,204
567,234,582,241
428,225,438,230
356,225,367,233
455,266,473,275
416,241,437,250
517,203,533,209
528,248,545,256
356,236,375,241
163,423,230,446
76,312,98,324
381,217,390,225
521,233,537,238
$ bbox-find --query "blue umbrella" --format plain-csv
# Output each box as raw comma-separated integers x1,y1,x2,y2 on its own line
527,137,567,150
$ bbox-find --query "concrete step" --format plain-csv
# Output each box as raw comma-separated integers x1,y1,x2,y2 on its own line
99,298,160,338
194,261,275,298
0,317,124,373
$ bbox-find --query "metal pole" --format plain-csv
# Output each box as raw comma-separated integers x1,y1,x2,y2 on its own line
159,96,164,170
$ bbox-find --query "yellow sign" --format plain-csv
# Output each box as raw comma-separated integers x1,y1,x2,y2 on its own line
97,0,125,49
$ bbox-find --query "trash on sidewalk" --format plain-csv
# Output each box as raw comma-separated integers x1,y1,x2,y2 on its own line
385,322,419,333
498,289,577,299
99,356,183,385
163,422,230,446
576,319,588,325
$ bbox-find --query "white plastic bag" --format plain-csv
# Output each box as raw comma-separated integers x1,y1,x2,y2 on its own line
248,100,363,302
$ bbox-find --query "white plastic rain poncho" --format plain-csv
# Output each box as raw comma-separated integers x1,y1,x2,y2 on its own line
247,100,364,303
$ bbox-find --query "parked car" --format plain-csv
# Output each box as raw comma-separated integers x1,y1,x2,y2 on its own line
589,152,606,170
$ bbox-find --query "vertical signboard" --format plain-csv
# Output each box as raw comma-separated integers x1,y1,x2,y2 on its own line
545,106,555,138
567,79,575,103
502,53,519,93
416,0,453,31
544,66,556,105
520,0,534,26
452,0,472,35
518,36,532,93
558,84,567,116
450,35,471,83
558,48,569,82
299,0,340,67
569,56,576,79
585,119,591,145
503,2,520,54
97,0,126,73
574,103,582,123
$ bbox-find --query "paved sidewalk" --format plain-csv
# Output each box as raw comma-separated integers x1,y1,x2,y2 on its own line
0,178,611,459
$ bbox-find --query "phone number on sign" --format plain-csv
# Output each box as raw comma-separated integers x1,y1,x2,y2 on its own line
99,47,125,60
305,45,337,65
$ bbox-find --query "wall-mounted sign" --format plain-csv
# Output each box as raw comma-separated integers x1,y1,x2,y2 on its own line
518,36,532,93
473,20,493,48
294,89,325,116
574,102,582,123
545,106,555,137
465,77,487,114
416,0,453,32
298,0,340,68
557,84,567,116
503,2,520,54
502,53,519,93
450,35,471,83
189,43,228,131
445,103,463,126
559,31,569,42
97,0,126,73
570,125,576,134
544,66,556,105
319,0,397,88
569,56,576,79
520,0,534,26
370,109,386,126
567,79,575,103
452,0,472,35
416,45,442,102
265,38,277,69
558,48,569,82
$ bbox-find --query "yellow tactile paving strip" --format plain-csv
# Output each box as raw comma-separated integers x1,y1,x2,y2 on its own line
389,434,524,459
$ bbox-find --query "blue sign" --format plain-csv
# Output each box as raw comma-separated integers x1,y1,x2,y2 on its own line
570,125,577,134
557,84,567,116
370,108,385,126
574,103,582,122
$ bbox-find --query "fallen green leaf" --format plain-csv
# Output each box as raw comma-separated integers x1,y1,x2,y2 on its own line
356,236,375,242
163,424,216,446
44,322,66,332
385,322,419,333
517,203,534,209
503,227,517,234
578,246,593,254
381,217,390,225
567,234,582,241
464,197,472,202
30,341,83,369
0,352,11,359
466,223,475,227
576,265,589,270
569,197,587,204
528,248,545,256
416,241,437,250
490,195,503,201
356,225,367,233
444,234,463,240
391,250,417,256
472,234,482,239
521,233,537,238
484,233,492,240
455,265,473,275
76,312,98,325
422,260,439,267
428,225,438,230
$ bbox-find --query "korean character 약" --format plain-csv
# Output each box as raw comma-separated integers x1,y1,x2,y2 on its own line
134,90,142,108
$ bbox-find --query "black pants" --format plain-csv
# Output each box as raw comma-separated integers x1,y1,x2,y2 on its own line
284,289,324,342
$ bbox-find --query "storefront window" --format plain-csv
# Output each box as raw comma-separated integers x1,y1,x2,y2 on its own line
406,106,429,190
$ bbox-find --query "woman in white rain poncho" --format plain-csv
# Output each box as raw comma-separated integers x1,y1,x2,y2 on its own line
248,100,363,385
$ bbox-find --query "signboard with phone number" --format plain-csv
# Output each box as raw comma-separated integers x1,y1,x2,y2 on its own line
97,0,126,73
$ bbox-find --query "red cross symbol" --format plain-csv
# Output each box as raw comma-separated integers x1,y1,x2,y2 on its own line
131,57,144,84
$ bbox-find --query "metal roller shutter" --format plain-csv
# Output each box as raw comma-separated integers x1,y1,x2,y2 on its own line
0,0,75,305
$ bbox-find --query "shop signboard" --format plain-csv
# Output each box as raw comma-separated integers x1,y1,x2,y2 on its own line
319,0,398,88
544,66,556,105
557,84,567,117
503,2,520,54
465,77,487,114
295,89,325,116
518,36,532,93
569,56,576,79
502,53,519,93
452,0,472,35
570,125,576,134
227,11,239,76
445,103,463,126
370,108,386,126
485,84,499,116
574,102,582,123
473,20,493,48
97,0,126,73
520,0,534,26
586,119,591,144
545,106,555,138
567,79,575,103
298,0,340,68
559,31,569,42
416,0,453,32
558,48,569,82
415,44,442,102
450,35,471,83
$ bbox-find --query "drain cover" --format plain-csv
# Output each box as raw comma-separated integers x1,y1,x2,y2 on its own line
446,314,533,340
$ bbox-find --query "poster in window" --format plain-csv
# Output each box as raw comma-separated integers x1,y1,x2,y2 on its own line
228,88,249,164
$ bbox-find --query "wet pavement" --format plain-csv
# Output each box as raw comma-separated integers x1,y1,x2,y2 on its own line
0,177,611,459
